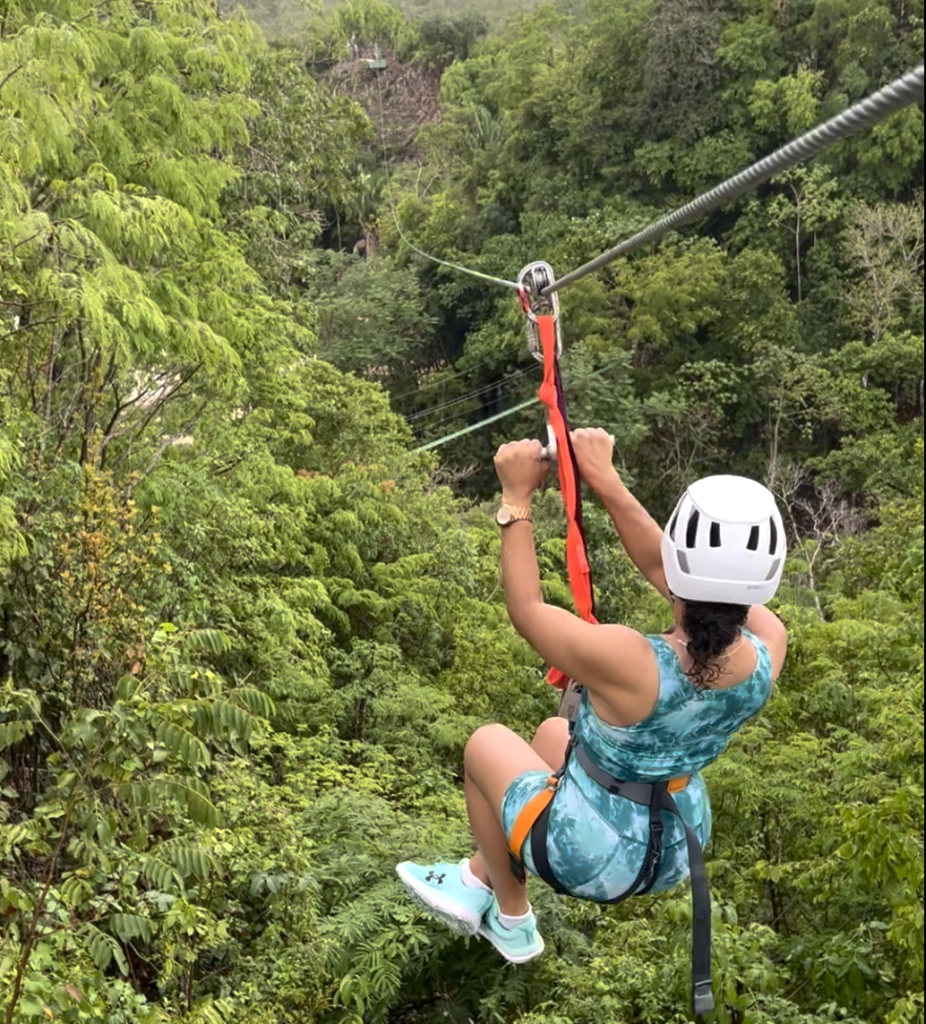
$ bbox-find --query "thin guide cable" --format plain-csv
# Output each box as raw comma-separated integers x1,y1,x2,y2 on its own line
406,364,541,423
392,361,501,402
372,75,523,292
545,64,925,295
410,396,541,453
393,353,537,402
410,375,541,435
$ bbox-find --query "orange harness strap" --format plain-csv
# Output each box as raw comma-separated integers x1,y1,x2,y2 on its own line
535,312,597,690
508,772,691,874
507,777,559,873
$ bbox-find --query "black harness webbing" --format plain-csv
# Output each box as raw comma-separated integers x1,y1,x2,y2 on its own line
525,735,714,1017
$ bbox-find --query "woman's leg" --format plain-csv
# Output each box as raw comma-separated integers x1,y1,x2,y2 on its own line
529,716,571,769
463,720,568,916
468,717,569,900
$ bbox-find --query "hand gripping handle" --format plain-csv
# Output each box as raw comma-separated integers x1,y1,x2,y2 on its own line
540,424,558,461
542,430,614,463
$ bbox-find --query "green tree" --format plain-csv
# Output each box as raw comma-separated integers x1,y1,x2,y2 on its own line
337,0,409,49
1,0,924,1020
222,47,372,299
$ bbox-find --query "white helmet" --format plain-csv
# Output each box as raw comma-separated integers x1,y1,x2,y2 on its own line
661,475,786,605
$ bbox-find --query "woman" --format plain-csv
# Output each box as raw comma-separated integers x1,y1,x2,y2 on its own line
397,428,788,965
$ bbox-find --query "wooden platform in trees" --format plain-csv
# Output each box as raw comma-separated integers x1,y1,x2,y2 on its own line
325,48,442,153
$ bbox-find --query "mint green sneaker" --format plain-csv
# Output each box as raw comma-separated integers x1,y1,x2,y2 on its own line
478,902,545,964
396,860,493,936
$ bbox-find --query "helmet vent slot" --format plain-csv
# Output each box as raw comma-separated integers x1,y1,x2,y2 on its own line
769,517,779,555
686,510,700,549
747,526,760,551
710,522,722,548
765,559,782,581
669,511,680,541
677,551,691,574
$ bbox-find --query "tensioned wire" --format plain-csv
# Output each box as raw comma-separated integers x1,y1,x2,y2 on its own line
408,63,925,454
412,396,540,452
406,364,540,424
411,386,534,436
543,63,925,294
391,349,541,402
391,351,539,403
368,69,535,429
392,361,501,402
371,72,522,292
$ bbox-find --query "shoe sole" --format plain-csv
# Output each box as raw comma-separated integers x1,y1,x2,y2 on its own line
477,922,545,964
395,864,482,937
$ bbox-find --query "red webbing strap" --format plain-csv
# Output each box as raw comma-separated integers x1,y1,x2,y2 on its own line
536,314,597,690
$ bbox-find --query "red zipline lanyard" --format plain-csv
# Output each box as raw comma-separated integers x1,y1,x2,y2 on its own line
529,305,598,689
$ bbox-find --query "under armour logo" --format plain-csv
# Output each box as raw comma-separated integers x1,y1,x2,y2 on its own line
426,872,446,884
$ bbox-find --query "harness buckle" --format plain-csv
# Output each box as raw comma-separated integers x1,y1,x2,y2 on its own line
546,772,564,791
692,980,715,1016
649,816,665,874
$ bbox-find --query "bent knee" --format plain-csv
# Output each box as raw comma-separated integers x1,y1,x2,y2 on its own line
464,723,513,770
534,716,569,744
532,716,570,767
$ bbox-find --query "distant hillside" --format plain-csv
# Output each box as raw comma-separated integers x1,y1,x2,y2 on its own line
234,0,551,41
388,0,542,20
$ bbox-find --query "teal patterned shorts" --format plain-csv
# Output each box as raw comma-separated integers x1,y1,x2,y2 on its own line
501,760,712,902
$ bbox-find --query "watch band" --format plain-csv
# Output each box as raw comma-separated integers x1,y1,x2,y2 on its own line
497,504,533,527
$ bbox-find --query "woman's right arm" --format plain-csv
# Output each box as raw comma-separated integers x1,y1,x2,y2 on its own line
573,429,789,678
595,472,671,599
746,606,788,679
571,429,670,599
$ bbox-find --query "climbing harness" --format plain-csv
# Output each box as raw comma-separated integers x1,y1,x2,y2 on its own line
508,710,714,1017
517,264,596,698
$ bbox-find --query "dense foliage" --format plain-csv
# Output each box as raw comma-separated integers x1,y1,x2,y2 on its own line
0,0,922,1022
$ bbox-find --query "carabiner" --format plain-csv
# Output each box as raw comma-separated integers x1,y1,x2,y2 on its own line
542,423,558,462
517,261,563,363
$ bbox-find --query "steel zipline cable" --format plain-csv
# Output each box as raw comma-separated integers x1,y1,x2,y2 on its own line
543,64,925,295
402,63,925,454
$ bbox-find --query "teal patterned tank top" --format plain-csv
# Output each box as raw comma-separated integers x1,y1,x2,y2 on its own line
574,630,774,782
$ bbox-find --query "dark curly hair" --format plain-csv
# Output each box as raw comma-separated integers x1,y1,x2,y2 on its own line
681,600,750,691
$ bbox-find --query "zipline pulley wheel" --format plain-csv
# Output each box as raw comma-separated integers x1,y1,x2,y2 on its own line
518,262,563,460
517,262,563,363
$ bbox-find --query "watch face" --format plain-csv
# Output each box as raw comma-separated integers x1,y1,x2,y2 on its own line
496,506,513,526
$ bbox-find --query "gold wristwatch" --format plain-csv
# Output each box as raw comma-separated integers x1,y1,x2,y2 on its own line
496,504,532,527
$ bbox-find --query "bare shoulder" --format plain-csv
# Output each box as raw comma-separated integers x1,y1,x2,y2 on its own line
596,623,659,674
746,605,788,680
512,605,658,695
568,621,659,697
